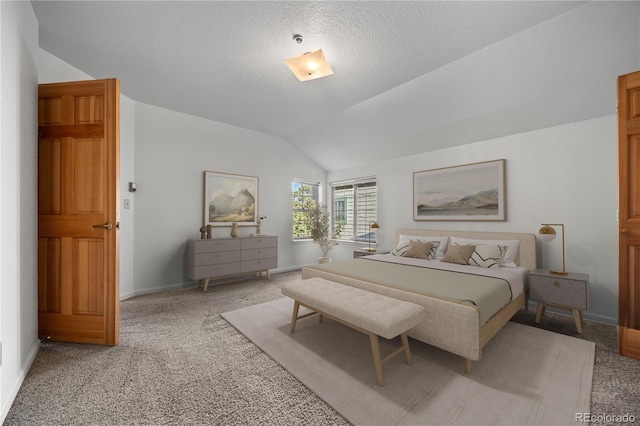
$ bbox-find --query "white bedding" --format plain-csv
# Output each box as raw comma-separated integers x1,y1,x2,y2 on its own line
363,253,529,299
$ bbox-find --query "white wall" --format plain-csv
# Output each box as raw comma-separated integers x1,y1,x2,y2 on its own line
132,102,325,294
37,49,137,301
328,115,619,324
0,2,40,422
119,96,136,299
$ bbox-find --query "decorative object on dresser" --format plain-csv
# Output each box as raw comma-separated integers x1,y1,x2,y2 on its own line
255,215,266,235
538,223,567,275
187,235,277,291
529,268,588,333
199,224,213,239
230,223,239,238
204,171,259,227
413,159,505,221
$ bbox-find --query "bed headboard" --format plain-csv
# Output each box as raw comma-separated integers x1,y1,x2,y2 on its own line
395,229,537,271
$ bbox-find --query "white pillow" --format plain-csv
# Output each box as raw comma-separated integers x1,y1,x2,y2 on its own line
466,244,506,269
449,237,520,267
398,234,449,258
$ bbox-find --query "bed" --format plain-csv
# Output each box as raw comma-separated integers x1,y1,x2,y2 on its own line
301,229,537,373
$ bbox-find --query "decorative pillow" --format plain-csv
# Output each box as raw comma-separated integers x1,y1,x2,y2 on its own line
441,244,476,265
398,234,449,258
404,241,433,260
392,239,439,259
466,244,506,269
450,237,520,267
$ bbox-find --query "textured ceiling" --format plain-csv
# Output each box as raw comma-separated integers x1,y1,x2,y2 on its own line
32,1,636,171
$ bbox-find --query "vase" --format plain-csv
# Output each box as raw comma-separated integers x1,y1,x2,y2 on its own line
230,223,239,238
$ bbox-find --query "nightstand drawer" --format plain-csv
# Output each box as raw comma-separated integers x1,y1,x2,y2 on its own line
530,275,587,310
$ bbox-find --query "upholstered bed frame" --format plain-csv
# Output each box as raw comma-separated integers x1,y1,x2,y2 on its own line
301,229,537,373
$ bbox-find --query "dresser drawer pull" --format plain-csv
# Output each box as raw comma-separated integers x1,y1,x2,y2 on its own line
554,281,560,287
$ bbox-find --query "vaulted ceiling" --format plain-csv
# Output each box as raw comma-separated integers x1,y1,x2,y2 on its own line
32,1,637,171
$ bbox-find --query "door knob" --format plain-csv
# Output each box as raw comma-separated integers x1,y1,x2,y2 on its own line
93,222,113,230
621,228,630,235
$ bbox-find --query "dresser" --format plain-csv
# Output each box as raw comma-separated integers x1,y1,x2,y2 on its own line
187,235,278,291
529,268,588,333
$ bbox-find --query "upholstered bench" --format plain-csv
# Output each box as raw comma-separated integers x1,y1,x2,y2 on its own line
281,277,425,386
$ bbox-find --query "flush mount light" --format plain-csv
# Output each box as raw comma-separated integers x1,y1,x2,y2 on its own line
284,34,334,82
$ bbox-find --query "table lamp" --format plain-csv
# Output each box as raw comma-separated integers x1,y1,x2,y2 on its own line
538,223,568,275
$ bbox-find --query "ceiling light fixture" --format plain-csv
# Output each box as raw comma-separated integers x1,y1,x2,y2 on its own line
284,34,334,82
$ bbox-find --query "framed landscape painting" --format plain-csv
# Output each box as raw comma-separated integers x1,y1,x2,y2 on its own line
413,159,505,221
204,171,259,226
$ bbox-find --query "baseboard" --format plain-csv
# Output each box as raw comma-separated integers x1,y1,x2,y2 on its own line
1,339,40,424
120,267,302,301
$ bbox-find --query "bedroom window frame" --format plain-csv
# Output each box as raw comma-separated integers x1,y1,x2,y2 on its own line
330,177,377,243
292,179,321,240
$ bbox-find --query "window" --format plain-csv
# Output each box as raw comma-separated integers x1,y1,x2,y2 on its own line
331,178,377,243
292,180,320,239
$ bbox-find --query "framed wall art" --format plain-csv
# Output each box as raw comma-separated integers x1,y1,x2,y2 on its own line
204,171,259,226
413,159,505,221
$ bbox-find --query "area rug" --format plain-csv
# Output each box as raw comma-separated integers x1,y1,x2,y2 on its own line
222,297,595,426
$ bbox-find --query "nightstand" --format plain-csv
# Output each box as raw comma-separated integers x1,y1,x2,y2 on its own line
353,249,389,258
529,268,589,333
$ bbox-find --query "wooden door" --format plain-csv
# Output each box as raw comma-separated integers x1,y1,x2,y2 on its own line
618,71,640,360
38,79,120,345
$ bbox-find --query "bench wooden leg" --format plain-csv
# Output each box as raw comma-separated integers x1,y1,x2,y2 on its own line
400,333,412,365
290,301,300,333
369,333,385,386
203,278,211,292
465,359,472,374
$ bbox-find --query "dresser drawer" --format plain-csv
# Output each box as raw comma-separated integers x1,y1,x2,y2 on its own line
241,236,277,250
193,262,241,279
241,258,277,273
241,247,277,261
192,239,241,253
194,250,241,266
530,275,587,310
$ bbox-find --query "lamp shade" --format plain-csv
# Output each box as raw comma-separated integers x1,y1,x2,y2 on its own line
538,224,557,242
284,49,334,82
370,222,380,229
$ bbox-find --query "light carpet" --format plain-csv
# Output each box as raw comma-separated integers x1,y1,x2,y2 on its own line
222,297,595,426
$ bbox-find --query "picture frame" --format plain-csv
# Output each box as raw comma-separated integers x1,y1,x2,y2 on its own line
413,159,505,221
203,171,259,226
